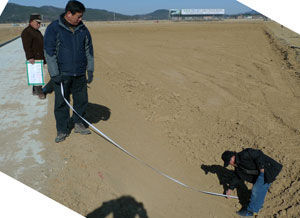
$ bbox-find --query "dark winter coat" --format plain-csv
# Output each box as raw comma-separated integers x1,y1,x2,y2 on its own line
44,14,94,78
21,25,45,62
229,148,282,190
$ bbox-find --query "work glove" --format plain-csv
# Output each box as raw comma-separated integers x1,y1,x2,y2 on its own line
52,75,63,84
87,71,93,84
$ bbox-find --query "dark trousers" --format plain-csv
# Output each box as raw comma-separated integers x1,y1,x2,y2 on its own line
32,85,42,95
52,75,88,134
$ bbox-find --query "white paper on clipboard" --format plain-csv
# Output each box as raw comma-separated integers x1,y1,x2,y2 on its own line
26,60,44,85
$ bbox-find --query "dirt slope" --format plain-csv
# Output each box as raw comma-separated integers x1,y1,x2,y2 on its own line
40,21,300,218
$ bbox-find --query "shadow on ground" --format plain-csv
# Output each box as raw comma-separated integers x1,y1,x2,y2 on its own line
68,102,111,130
86,195,148,218
201,164,251,209
85,102,111,123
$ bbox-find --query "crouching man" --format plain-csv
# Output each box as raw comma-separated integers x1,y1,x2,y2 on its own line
221,148,282,217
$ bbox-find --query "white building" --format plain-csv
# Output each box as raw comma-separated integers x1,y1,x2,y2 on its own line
169,9,225,21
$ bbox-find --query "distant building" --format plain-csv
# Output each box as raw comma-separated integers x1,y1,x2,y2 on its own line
169,9,225,21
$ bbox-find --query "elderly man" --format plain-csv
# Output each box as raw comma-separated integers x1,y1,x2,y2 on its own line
21,13,47,99
222,148,282,217
44,1,94,143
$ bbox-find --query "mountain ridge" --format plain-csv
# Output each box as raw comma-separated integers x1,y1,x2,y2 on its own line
0,3,262,23
0,3,170,23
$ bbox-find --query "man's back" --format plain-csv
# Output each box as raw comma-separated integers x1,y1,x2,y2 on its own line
236,148,282,184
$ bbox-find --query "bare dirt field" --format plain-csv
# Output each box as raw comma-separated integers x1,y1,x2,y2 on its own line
0,24,24,44
3,20,300,217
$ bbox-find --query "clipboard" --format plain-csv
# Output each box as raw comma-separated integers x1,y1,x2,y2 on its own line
26,60,45,85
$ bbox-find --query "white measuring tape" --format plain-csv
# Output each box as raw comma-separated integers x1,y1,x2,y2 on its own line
60,83,238,199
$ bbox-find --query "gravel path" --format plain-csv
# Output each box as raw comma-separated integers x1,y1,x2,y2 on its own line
0,36,50,191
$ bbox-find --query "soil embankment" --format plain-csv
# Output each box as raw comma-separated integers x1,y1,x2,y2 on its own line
2,20,299,217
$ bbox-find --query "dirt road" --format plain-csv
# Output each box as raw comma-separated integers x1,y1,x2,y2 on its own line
1,20,300,217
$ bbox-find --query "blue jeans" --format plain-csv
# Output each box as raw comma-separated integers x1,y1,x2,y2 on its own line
247,172,270,213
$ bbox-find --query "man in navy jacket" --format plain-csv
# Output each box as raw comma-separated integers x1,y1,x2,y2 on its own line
44,0,94,143
222,148,282,217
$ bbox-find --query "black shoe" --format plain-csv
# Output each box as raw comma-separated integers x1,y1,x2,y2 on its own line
74,123,91,135
55,132,68,143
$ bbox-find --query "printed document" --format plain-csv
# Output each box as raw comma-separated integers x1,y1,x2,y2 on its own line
26,60,44,85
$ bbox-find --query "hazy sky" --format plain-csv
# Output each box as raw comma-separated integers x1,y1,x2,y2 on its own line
9,0,251,15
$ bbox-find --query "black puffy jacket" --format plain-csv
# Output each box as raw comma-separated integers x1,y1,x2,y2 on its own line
44,14,94,78
229,148,282,190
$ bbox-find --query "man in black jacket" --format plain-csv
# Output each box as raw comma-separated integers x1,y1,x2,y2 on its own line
21,13,46,99
221,148,282,217
21,13,53,99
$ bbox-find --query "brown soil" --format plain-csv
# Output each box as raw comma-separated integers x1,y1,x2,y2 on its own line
8,20,300,217
0,24,23,44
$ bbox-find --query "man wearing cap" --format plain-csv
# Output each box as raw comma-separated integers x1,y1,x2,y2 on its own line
221,148,282,217
21,13,49,99
44,0,94,143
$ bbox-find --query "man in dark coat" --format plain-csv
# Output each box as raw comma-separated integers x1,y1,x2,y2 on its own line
222,148,282,217
44,1,94,143
21,13,48,99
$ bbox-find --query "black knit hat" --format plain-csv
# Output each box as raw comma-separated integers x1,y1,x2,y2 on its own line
221,151,235,167
29,13,42,22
